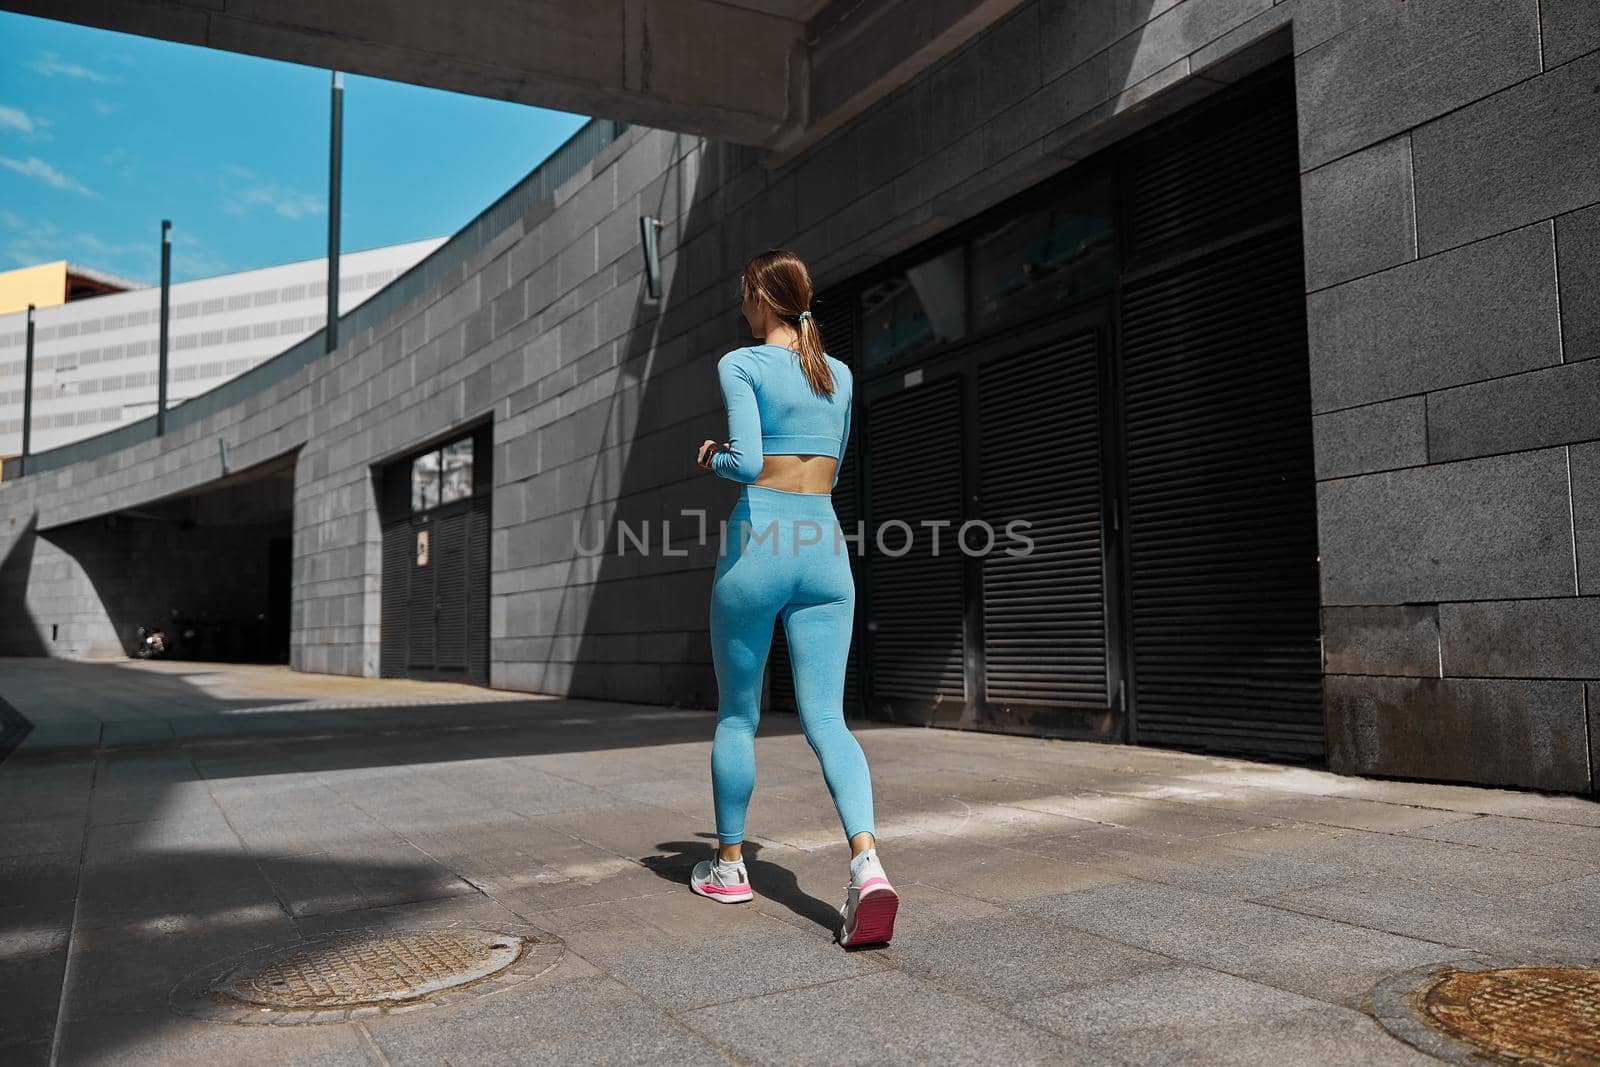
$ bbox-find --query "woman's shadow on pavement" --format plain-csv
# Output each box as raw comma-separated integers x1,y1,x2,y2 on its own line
642,840,842,937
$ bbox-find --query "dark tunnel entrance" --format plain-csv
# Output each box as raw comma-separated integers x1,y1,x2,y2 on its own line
46,451,296,664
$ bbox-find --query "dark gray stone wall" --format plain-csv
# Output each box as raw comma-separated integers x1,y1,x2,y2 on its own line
0,0,1594,793
1305,1,1598,792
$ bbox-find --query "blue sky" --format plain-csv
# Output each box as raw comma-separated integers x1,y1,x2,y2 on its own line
0,11,590,285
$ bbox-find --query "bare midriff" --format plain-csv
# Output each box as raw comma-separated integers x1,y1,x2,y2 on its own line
752,454,838,494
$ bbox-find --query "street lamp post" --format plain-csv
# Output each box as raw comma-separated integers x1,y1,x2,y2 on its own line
20,303,35,475
157,218,171,436
327,70,343,353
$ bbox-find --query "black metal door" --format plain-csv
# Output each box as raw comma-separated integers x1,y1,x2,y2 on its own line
407,515,437,670
863,373,969,724
1115,60,1323,761
973,315,1117,737
378,423,492,686
380,518,412,677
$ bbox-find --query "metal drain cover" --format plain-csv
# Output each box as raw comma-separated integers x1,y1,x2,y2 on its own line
1368,958,1600,1066
221,929,522,1008
171,922,566,1025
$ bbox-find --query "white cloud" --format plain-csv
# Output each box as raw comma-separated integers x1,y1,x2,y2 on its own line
29,52,113,83
0,105,36,133
0,155,94,195
2,217,163,282
219,169,325,221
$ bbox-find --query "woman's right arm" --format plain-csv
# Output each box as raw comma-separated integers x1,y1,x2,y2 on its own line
710,351,763,483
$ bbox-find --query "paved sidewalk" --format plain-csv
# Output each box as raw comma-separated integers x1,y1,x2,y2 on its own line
2,658,1598,1065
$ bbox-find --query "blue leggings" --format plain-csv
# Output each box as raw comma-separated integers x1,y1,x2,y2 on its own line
709,484,876,846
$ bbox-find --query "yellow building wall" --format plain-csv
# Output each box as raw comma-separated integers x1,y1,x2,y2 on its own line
0,261,69,315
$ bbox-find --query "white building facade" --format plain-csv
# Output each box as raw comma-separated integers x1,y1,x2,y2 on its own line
0,237,446,454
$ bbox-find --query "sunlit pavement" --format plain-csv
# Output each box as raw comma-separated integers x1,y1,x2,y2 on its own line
2,657,1597,1065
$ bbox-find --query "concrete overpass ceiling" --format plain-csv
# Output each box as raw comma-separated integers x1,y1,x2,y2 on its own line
1,0,1026,158
39,451,296,532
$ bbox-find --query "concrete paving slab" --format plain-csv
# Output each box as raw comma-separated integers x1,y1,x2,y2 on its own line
1016,965,1439,1066
1014,880,1493,1010
524,890,882,1012
1031,959,1327,1019
1033,833,1357,900
872,882,1172,1005
1256,873,1600,957
0,1037,51,1067
0,914,71,1043
1397,811,1600,855
73,847,279,926
52,1007,378,1067
363,972,730,1066
3,659,1598,1063
880,830,1137,902
1191,821,1600,896
0,813,87,858
679,968,1110,1066
57,914,301,1021
0,850,81,909
1503,868,1600,927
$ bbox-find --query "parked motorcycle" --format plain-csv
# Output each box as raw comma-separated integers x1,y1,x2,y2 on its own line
134,624,169,659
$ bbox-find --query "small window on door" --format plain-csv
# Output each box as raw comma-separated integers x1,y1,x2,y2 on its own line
441,438,474,503
860,246,966,371
971,175,1114,332
410,433,475,513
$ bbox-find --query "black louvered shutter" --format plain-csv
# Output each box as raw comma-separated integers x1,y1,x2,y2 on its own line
466,494,491,685
864,376,967,721
1120,224,1322,760
1117,57,1321,761
1121,62,1300,270
380,521,411,677
977,329,1108,712
831,421,866,713
435,508,469,672
408,516,435,669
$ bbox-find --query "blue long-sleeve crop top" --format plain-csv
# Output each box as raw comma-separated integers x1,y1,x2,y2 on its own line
710,343,853,488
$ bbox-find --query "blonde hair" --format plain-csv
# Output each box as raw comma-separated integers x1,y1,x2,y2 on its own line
741,249,833,397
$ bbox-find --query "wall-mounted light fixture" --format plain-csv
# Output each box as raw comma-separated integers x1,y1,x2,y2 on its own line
639,215,663,299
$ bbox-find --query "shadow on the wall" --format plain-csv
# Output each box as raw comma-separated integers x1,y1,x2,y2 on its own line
558,134,757,709
0,511,49,656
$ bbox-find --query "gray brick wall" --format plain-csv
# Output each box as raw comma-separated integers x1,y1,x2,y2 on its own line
1301,0,1598,792
0,0,1594,793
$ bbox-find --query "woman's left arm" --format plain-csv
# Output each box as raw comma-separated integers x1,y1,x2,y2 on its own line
831,363,852,491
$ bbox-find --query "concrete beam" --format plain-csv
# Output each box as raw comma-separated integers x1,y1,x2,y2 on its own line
1,0,806,143
772,0,1028,164
1,0,1026,155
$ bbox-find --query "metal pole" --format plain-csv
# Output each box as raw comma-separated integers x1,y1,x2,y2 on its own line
20,303,35,475
326,69,343,353
157,218,171,435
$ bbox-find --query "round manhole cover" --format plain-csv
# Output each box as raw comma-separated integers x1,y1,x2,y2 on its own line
221,929,523,1008
1368,958,1600,1066
171,921,566,1025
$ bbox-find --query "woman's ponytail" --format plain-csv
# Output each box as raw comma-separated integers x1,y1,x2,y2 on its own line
794,308,833,398
743,249,834,397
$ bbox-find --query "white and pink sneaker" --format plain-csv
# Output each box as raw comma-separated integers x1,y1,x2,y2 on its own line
838,847,898,947
689,854,753,903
